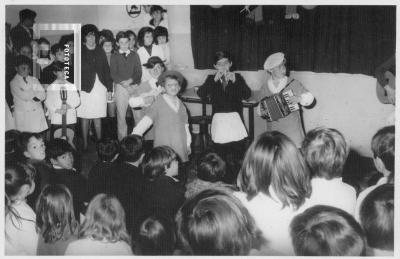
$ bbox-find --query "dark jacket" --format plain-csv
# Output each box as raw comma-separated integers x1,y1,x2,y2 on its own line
81,45,113,93
10,24,32,50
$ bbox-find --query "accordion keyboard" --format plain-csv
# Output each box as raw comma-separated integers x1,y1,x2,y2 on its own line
282,90,300,112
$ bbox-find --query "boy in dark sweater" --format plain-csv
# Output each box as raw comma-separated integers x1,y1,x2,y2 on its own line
47,138,87,220
110,31,142,140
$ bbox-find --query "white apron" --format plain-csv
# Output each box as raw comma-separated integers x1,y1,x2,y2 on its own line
211,112,248,144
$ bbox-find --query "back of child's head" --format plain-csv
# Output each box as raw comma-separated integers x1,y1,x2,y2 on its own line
154,26,168,44
371,126,394,178
176,189,263,255
359,184,394,251
5,161,34,202
137,26,154,47
134,212,176,255
237,131,311,209
96,138,119,162
302,127,349,179
142,145,178,181
46,138,73,160
119,135,143,163
14,54,32,68
115,31,129,43
35,184,78,243
197,152,226,182
80,193,130,244
290,205,366,256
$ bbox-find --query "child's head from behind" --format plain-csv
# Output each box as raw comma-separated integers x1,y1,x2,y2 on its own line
302,127,349,179
134,212,176,255
36,184,78,243
237,131,311,209
371,126,394,181
80,194,130,243
154,26,168,44
213,50,232,73
360,184,394,251
5,162,35,203
197,152,226,183
17,132,45,161
120,135,143,163
46,138,74,170
115,31,130,52
158,70,186,96
142,146,179,180
138,26,154,47
14,55,32,77
176,189,262,255
290,205,366,256
96,138,119,162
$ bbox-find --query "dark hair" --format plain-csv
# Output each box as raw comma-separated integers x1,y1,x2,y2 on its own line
290,205,366,256
96,138,119,162
154,26,168,44
46,138,73,160
115,31,130,43
143,56,165,69
134,213,176,255
14,55,32,67
17,44,32,54
99,29,114,44
371,126,395,180
38,37,50,46
51,61,65,73
302,127,349,179
126,30,137,49
5,130,21,155
150,5,164,15
81,24,99,44
35,184,78,243
50,43,64,55
59,34,74,46
80,194,130,244
19,9,36,22
214,50,232,65
16,132,44,158
119,135,143,163
237,131,311,209
142,146,178,181
137,26,154,47
359,184,394,251
176,189,264,255
197,152,226,182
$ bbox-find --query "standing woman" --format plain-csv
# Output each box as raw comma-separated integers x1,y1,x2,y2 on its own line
78,24,113,150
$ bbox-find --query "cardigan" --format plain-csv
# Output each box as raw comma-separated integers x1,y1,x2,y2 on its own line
81,45,113,93
110,51,142,85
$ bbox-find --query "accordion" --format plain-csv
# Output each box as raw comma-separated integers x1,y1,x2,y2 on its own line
259,89,300,122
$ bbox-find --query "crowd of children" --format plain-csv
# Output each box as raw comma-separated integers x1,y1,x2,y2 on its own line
5,7,395,257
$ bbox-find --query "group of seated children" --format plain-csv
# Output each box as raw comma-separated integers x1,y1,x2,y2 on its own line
5,123,394,256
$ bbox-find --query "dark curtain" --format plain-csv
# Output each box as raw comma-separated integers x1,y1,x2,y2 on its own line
190,5,396,75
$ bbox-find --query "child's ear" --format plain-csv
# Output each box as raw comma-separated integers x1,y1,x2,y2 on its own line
50,157,58,166
23,151,32,159
213,64,218,70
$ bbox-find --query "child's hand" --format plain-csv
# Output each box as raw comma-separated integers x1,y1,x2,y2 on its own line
106,91,113,101
187,145,192,155
226,72,236,83
214,71,224,82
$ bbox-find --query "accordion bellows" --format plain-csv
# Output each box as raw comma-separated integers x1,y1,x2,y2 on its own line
259,89,299,122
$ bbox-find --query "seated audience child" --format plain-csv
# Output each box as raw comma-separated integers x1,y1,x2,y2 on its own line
359,184,394,256
17,132,51,208
141,146,185,218
65,194,133,255
301,127,356,215
133,211,176,255
110,31,142,140
5,162,38,255
126,30,138,52
136,26,165,82
154,26,170,68
44,61,80,142
10,55,48,133
235,131,312,255
36,184,79,255
176,189,264,255
355,125,394,220
197,51,251,183
47,138,87,219
132,71,191,163
185,152,234,199
290,205,366,256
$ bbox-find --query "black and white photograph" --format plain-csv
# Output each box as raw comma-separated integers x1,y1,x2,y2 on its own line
2,1,397,256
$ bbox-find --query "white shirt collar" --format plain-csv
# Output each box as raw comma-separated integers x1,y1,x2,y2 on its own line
119,49,131,56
